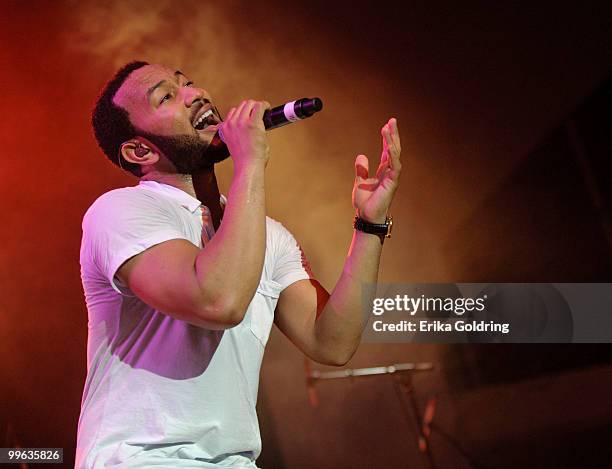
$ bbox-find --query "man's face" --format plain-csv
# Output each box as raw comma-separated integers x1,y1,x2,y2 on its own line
113,64,227,172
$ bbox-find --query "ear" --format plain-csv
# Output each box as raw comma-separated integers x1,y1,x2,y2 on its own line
120,139,159,167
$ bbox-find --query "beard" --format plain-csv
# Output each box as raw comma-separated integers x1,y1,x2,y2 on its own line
138,130,230,174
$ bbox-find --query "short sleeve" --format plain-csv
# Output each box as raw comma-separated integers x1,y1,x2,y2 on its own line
81,188,191,294
268,218,314,291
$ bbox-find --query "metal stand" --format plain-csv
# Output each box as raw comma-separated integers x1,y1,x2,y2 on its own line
305,359,436,469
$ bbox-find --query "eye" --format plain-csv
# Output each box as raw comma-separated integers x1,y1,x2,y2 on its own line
160,93,172,104
185,81,194,87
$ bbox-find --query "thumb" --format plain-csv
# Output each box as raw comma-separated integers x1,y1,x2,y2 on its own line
355,154,369,180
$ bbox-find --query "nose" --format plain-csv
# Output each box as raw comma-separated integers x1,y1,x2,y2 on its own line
184,86,208,107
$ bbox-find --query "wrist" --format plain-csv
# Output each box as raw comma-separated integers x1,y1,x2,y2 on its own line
355,210,387,224
353,215,393,244
234,159,267,177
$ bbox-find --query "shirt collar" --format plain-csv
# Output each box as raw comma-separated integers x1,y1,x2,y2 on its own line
138,180,202,213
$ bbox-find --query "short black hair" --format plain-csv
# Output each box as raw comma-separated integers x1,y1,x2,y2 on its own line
91,61,149,176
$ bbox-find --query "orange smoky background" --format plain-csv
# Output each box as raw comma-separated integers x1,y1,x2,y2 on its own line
2,1,612,467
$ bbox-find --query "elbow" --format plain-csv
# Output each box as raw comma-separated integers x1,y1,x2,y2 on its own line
317,349,356,367
328,354,352,367
222,306,248,328
194,294,248,329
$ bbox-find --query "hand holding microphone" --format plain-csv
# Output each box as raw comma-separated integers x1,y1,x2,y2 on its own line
207,98,323,163
217,100,272,168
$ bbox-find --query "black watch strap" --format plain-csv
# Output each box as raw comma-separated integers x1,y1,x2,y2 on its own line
353,216,393,243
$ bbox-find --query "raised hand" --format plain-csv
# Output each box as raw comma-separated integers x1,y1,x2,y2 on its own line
352,118,402,223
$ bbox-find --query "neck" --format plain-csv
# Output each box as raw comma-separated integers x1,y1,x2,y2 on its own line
192,168,223,230
140,166,223,230
140,167,223,230
141,171,197,199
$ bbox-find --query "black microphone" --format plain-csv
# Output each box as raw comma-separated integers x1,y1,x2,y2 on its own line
206,98,323,162
261,97,323,131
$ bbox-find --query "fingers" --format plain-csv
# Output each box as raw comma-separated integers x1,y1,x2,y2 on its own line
355,154,369,180
381,118,400,153
381,117,401,172
217,100,271,166
381,118,400,147
226,100,270,127
225,106,237,122
221,106,238,140
237,99,257,121
389,118,400,149
251,100,271,122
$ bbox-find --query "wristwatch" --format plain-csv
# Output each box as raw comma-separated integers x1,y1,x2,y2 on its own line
353,215,393,244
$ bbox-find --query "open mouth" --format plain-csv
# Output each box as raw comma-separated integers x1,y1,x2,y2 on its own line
192,106,219,131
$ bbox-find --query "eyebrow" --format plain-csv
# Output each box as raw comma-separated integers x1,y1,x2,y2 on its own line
146,70,188,101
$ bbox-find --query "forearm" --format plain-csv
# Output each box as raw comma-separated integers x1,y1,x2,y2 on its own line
194,162,266,323
314,230,383,364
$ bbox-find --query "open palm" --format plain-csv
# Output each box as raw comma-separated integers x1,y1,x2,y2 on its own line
352,118,402,223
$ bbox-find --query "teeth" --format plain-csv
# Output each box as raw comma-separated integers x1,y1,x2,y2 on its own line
194,109,214,129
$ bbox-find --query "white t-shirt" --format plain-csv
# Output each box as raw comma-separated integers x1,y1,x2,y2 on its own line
76,180,312,468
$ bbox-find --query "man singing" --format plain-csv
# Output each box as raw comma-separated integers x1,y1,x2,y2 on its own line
76,61,401,468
